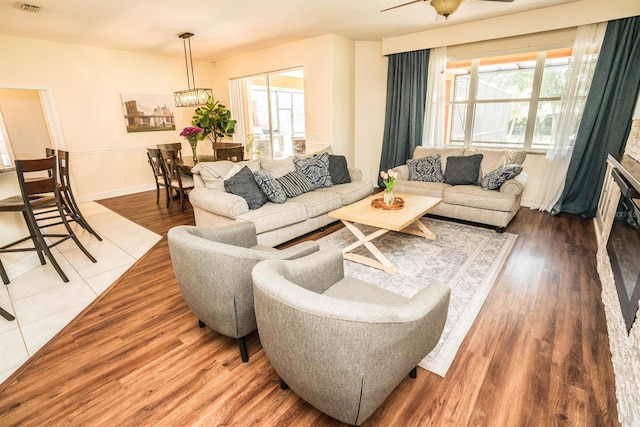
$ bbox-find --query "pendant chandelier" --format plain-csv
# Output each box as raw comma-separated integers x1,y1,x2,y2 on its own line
173,32,213,107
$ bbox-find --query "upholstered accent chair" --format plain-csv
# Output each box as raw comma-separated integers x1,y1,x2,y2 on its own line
167,222,320,362
252,248,451,426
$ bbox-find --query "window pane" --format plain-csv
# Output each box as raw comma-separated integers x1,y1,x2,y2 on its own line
454,74,470,101
532,100,560,150
472,102,529,144
540,57,569,98
450,104,467,142
477,66,535,100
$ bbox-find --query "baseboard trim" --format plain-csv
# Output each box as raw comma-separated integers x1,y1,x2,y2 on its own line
77,184,156,203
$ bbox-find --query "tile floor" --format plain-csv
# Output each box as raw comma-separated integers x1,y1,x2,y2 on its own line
0,202,161,384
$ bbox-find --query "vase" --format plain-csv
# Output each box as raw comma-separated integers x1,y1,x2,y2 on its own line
383,188,394,206
189,141,198,163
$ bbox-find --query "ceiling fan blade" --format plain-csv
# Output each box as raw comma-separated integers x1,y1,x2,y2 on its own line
478,0,515,2
381,0,426,12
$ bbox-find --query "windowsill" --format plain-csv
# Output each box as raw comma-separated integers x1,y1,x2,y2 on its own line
0,166,15,174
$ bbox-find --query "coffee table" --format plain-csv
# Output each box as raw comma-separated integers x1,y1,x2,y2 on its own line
328,193,442,274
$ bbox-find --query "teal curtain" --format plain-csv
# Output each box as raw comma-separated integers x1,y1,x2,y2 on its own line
378,49,430,186
554,16,640,217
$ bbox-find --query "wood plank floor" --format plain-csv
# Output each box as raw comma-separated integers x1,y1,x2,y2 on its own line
0,191,620,426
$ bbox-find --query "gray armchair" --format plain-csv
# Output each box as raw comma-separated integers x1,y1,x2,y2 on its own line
252,248,450,426
167,222,319,362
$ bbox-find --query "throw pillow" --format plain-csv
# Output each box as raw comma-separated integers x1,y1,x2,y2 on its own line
407,155,444,182
277,170,314,198
443,154,484,185
293,152,332,189
224,166,268,210
253,169,287,204
481,164,523,190
328,155,351,185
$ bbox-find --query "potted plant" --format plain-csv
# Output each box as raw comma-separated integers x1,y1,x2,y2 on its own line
191,96,237,146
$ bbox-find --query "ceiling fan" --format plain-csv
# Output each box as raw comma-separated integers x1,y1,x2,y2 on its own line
382,0,515,18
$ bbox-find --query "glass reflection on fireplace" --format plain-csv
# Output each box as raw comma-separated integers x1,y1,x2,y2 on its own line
607,195,640,333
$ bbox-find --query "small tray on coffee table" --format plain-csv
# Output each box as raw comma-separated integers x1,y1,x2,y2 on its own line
371,197,404,210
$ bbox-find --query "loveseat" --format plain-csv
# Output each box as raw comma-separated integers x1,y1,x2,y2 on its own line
391,146,528,231
189,153,373,247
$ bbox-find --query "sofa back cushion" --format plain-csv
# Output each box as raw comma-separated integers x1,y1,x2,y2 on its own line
463,148,526,177
260,157,296,178
191,161,235,190
413,147,464,173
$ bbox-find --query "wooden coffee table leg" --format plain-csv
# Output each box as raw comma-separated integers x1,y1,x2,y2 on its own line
400,219,436,240
340,220,397,274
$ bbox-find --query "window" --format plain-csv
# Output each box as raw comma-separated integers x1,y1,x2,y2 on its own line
230,68,305,159
445,48,597,150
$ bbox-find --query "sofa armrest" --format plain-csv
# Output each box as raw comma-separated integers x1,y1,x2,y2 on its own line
189,187,249,219
391,164,410,181
499,170,528,195
348,168,363,182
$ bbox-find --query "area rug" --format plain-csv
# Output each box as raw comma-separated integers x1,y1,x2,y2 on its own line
317,217,517,377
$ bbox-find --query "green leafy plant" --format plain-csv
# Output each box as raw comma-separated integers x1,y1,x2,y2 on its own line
191,96,237,144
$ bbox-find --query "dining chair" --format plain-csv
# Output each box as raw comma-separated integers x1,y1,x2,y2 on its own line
157,143,183,160
0,156,97,284
42,149,102,241
159,148,194,212
146,147,170,207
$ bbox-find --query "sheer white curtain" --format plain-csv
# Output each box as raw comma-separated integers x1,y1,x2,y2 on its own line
530,23,606,212
422,46,447,148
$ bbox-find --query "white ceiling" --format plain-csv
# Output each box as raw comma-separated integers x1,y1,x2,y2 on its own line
0,0,578,61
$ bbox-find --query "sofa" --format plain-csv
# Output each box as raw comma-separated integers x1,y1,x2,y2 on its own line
391,146,528,231
189,153,374,247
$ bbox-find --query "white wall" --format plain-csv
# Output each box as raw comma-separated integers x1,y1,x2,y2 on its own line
354,41,388,185
0,34,214,278
211,33,356,164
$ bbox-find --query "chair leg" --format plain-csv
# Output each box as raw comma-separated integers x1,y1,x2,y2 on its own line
280,379,288,390
409,367,417,379
62,189,102,241
0,259,9,285
155,183,160,205
238,336,249,363
23,206,70,283
0,306,15,321
198,319,205,328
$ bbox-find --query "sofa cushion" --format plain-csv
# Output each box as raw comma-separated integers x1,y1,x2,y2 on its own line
328,155,351,185
413,147,465,172
253,169,287,203
315,180,373,205
407,155,444,182
294,152,332,189
223,166,268,210
223,163,243,180
191,161,233,190
443,154,483,185
237,202,308,234
289,190,343,218
260,157,296,178
481,164,524,190
393,180,449,199
277,170,315,197
443,185,517,212
464,148,526,177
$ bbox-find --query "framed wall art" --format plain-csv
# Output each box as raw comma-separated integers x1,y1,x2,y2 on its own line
121,93,176,133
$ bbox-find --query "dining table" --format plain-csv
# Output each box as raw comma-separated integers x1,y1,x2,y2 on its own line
177,155,216,175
